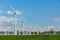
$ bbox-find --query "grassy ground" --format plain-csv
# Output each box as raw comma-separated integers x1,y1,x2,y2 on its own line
0,35,60,40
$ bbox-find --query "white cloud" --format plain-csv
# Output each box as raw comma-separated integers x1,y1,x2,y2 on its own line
0,16,19,31
21,25,49,32
21,25,59,32
54,17,60,22
0,16,19,22
48,25,54,29
0,16,60,32
47,25,54,31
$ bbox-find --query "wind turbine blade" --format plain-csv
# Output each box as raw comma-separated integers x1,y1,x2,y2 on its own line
15,10,22,15
0,10,2,14
7,2,15,12
10,5,15,12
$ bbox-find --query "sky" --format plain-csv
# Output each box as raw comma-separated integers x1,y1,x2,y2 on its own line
0,0,60,32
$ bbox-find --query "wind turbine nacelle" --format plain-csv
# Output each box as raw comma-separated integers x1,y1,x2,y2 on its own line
14,12,16,14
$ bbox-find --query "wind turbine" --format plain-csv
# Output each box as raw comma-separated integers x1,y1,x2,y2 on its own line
8,4,22,35
20,17,26,35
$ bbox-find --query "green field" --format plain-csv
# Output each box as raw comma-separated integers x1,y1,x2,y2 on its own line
0,35,60,40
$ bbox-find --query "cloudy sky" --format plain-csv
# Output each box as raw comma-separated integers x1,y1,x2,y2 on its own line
0,0,60,32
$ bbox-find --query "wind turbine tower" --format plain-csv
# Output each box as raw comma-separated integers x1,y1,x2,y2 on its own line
9,5,22,35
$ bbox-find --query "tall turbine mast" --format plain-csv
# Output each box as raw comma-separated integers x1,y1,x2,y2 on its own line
14,12,16,35
10,5,16,35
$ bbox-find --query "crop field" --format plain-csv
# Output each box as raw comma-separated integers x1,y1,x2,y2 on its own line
0,35,60,40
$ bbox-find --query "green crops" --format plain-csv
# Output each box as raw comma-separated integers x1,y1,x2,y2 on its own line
0,35,60,40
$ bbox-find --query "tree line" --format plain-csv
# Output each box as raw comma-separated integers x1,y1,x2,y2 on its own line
0,30,60,35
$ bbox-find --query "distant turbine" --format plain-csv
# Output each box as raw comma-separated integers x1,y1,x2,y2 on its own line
21,18,26,31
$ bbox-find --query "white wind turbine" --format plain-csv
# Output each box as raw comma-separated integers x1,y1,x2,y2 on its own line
7,4,22,35
21,17,26,31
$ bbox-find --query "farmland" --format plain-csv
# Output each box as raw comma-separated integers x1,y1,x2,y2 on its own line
0,35,60,40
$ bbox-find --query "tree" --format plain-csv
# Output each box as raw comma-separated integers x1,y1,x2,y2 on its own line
20,31,23,35
0,31,1,34
2,31,5,35
31,31,34,35
56,31,60,35
34,31,37,35
9,31,13,34
43,31,48,35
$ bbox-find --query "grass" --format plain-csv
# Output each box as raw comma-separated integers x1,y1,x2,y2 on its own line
0,35,60,40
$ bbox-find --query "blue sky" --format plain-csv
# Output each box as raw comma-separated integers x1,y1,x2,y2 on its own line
0,0,60,31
